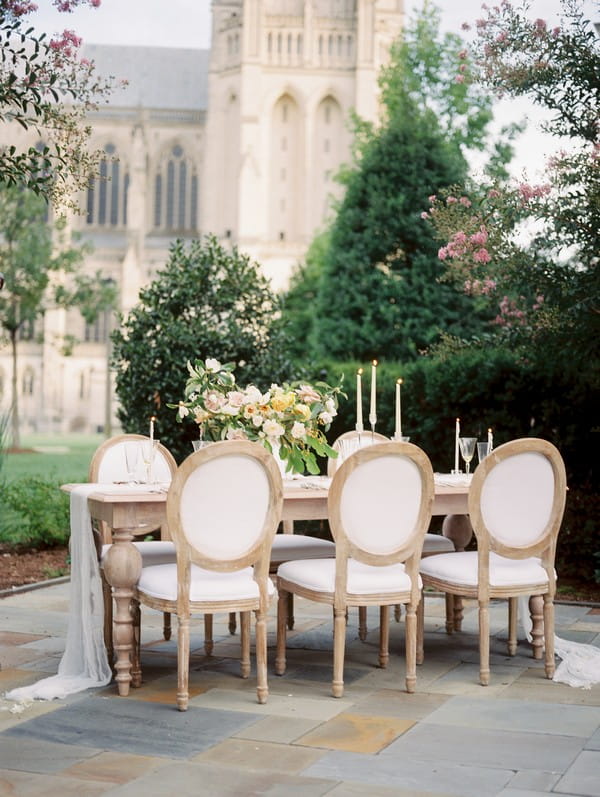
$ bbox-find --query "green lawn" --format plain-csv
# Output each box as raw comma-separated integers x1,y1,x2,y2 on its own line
3,434,104,484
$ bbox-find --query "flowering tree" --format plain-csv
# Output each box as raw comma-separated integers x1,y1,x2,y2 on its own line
426,0,599,361
0,0,114,208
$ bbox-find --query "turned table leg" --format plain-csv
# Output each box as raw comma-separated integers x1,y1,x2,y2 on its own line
442,514,474,632
102,527,142,696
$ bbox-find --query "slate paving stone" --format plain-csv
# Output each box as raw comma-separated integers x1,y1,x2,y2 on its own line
381,722,584,773
0,768,111,796
4,694,262,759
302,749,514,796
419,695,600,737
553,750,600,797
0,735,100,774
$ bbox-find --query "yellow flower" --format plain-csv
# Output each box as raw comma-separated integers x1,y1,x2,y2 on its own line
271,392,295,412
294,403,311,421
194,407,210,423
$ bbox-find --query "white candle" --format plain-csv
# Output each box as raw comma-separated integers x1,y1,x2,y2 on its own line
454,417,460,472
488,427,493,452
150,416,155,441
369,360,377,427
356,369,364,432
395,378,403,439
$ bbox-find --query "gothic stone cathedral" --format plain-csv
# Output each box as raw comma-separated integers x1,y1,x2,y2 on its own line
0,0,403,435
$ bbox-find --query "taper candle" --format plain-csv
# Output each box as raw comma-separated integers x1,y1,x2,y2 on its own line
369,360,377,427
356,369,364,432
395,378,403,440
454,417,460,473
488,427,493,452
150,415,156,441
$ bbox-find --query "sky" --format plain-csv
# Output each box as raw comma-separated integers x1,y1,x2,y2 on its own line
27,0,599,177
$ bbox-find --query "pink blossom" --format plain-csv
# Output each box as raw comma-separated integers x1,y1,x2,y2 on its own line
473,248,491,264
446,196,457,205
459,63,467,73
420,211,429,220
476,19,488,28
488,189,501,199
470,227,488,246
461,22,471,31
552,27,560,38
458,49,468,59
455,74,465,84
496,32,507,42
437,246,449,261
428,195,437,203
534,18,547,31
459,196,472,207
49,29,83,59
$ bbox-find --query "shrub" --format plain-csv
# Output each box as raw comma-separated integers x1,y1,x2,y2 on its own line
111,235,293,463
0,477,70,549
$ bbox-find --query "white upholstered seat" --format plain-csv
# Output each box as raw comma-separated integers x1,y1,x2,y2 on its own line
418,437,567,686
276,441,435,697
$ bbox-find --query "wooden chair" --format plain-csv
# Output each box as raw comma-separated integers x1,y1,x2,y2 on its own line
276,441,435,697
418,437,567,685
328,429,455,639
89,434,178,659
130,440,283,709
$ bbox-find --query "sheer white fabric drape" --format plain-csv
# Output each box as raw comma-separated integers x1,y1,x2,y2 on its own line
5,485,112,701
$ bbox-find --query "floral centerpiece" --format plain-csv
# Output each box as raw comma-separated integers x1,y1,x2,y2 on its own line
172,358,343,475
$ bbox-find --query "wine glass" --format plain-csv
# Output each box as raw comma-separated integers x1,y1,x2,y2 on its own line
140,439,159,483
123,442,140,484
459,437,477,475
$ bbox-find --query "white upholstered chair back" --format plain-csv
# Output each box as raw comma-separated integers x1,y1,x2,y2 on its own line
167,440,283,570
329,441,434,564
469,438,566,558
89,433,176,484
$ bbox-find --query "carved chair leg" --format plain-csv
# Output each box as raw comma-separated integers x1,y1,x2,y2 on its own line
332,605,346,698
177,613,190,711
379,605,390,669
416,595,424,665
101,572,114,665
394,603,402,622
228,612,237,635
163,612,172,641
240,611,251,679
204,614,213,656
358,606,368,641
478,600,490,686
130,599,142,688
543,594,555,679
529,594,544,660
275,587,288,676
255,608,268,704
405,602,417,693
507,597,518,655
287,592,295,630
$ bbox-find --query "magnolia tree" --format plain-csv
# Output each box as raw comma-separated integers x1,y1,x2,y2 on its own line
0,0,115,208
426,0,599,362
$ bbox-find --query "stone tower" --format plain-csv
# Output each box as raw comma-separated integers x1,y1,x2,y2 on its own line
201,0,404,288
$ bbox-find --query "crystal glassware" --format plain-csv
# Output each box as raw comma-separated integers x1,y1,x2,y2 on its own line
123,441,140,484
140,439,159,483
477,441,490,464
459,437,477,475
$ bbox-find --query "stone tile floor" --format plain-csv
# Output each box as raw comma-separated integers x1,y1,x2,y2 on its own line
0,583,599,796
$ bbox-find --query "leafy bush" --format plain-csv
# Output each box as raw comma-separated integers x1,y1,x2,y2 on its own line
303,345,597,580
0,477,70,549
111,235,293,463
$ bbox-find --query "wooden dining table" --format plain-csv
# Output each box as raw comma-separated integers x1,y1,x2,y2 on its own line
63,476,471,696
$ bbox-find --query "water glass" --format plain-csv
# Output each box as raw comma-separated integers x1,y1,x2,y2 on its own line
140,439,159,483
123,442,140,484
477,441,490,463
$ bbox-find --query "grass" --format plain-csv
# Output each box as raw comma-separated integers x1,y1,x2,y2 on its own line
4,433,104,484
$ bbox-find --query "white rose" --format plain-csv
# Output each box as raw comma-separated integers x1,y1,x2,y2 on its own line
263,419,285,438
205,358,222,372
243,385,262,404
319,411,333,425
252,414,264,427
221,403,240,416
226,428,248,440
325,398,336,415
291,421,307,440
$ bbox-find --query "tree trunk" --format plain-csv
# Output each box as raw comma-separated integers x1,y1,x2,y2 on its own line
10,329,20,449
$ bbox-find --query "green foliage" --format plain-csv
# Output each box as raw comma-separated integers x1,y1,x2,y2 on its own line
304,345,598,580
0,477,70,548
0,185,116,447
0,3,115,208
314,112,494,361
111,235,293,463
302,2,501,362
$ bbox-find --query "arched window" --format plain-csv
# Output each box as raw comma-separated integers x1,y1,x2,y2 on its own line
86,143,128,227
22,367,34,396
153,145,198,233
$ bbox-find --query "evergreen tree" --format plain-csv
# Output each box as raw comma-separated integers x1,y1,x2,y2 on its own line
288,2,512,362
